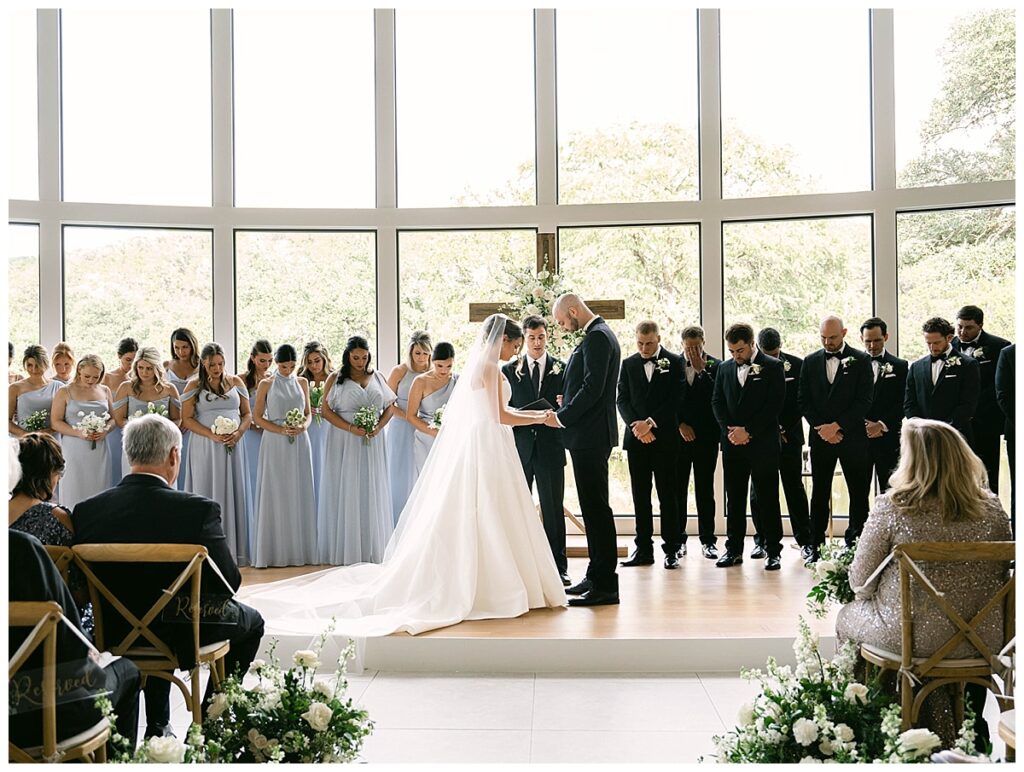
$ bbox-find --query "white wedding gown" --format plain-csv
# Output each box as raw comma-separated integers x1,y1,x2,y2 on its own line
240,318,567,637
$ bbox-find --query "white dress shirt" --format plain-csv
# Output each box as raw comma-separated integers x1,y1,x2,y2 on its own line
643,346,663,383
825,345,846,384
736,347,758,388
932,345,954,385
960,335,980,356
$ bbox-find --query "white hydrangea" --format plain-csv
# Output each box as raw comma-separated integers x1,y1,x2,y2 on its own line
793,718,820,746
738,703,755,726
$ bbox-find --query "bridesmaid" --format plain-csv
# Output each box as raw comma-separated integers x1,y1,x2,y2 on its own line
407,341,458,477
251,344,317,567
113,346,180,477
181,343,253,565
102,337,138,487
163,328,200,491
241,340,273,509
8,346,60,438
385,330,432,524
51,354,114,509
318,336,398,565
8,341,23,384
298,340,333,509
51,342,75,384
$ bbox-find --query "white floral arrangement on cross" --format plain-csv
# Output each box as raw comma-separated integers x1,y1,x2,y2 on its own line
501,256,583,358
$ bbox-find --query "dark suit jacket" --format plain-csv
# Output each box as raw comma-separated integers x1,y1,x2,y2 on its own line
904,352,981,437
866,351,910,440
995,344,1015,437
953,330,1012,435
556,317,621,450
72,474,243,662
9,531,109,746
711,350,785,453
777,351,805,448
615,349,686,451
502,354,566,468
679,353,722,443
798,345,873,446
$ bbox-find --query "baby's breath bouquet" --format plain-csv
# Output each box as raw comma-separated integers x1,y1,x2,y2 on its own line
352,405,378,446
75,410,110,449
806,540,857,618
309,382,325,425
22,409,49,431
211,416,240,454
429,406,445,430
501,256,583,358
283,408,305,444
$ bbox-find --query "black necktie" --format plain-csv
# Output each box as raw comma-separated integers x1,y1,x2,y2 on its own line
931,353,947,363
531,360,541,394
824,351,843,360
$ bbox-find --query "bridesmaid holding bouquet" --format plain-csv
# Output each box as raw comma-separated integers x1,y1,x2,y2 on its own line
407,341,458,477
102,337,138,486
241,339,274,507
8,345,60,438
298,340,333,509
112,346,180,477
386,330,432,525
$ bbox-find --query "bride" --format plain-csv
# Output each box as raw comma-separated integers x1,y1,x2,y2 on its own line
240,314,568,636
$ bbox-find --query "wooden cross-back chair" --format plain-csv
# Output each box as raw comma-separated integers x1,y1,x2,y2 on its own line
8,601,110,763
860,541,1015,732
42,546,74,585
71,544,230,725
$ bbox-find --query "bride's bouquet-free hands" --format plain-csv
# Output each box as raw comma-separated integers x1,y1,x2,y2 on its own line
352,405,378,446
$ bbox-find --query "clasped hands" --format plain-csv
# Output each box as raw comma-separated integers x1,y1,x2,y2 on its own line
726,426,751,446
815,421,844,444
630,419,656,444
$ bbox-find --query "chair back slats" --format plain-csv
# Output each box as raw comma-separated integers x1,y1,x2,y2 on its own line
42,547,74,584
8,601,63,762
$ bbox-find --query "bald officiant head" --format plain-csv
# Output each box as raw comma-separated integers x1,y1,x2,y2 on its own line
819,315,848,354
553,294,595,333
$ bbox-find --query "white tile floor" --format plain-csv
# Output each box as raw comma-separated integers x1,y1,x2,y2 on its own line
146,669,1006,764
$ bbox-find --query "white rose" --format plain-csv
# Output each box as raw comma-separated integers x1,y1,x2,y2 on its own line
814,560,836,579
843,683,869,705
313,680,334,700
532,287,546,299
833,723,855,743
301,701,334,732
818,739,835,756
207,692,229,719
898,728,941,757
249,658,267,673
738,702,755,726
793,717,820,746
253,733,269,750
293,649,320,669
799,757,822,764
146,736,187,763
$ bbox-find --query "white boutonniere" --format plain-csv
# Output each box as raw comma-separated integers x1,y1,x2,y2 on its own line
783,359,791,372
945,356,962,368
881,362,894,375
841,356,857,370
972,347,985,360
550,361,562,375
750,363,762,376
655,357,670,373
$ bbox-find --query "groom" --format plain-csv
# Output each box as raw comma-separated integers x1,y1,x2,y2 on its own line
546,294,622,607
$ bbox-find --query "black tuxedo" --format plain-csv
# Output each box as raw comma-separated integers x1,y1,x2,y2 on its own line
555,317,621,593
503,354,567,572
904,350,980,440
750,351,811,547
798,345,873,546
864,351,909,492
676,353,721,546
711,350,785,558
616,348,685,556
72,474,265,727
953,331,1012,492
995,344,1015,528
9,531,141,750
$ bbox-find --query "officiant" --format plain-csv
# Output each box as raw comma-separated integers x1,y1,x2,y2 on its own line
502,315,570,586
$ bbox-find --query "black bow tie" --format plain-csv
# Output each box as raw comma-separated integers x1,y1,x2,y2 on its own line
641,356,658,364
824,351,844,360
931,353,948,363
872,355,884,362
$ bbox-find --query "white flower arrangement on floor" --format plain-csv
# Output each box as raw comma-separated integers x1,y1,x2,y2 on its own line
805,540,856,619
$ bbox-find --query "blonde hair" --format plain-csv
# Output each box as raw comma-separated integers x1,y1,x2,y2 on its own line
405,330,433,369
130,346,170,396
52,341,75,364
22,344,50,372
72,354,106,385
887,418,989,523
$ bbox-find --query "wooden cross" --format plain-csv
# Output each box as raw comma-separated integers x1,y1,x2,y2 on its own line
467,233,626,323
468,232,628,558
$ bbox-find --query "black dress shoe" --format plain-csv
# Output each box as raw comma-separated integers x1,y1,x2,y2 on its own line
568,589,620,607
750,545,767,560
620,552,655,567
715,553,743,568
804,550,820,567
664,553,680,569
800,545,815,562
701,544,718,560
144,723,176,739
677,544,687,557
765,556,781,571
565,578,592,596
560,572,572,587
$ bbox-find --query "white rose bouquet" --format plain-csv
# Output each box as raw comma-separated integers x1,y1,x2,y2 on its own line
352,405,378,446
21,409,49,431
805,540,856,618
283,408,305,444
309,382,325,425
429,406,445,430
75,410,110,449
211,415,240,454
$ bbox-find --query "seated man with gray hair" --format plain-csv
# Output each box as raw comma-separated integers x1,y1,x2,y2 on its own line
72,414,265,739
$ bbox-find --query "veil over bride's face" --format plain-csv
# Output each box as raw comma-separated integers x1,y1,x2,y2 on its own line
499,335,522,362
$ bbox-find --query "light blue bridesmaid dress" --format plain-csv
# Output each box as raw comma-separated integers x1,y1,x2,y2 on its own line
252,373,317,567
183,384,252,566
304,377,328,510
242,385,263,513
59,397,112,510
115,394,173,477
413,375,458,476
105,388,125,486
165,368,192,491
385,368,418,525
317,372,397,565
14,380,61,431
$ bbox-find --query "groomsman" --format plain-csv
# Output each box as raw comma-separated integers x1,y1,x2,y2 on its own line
676,325,722,560
859,317,909,493
502,315,569,585
711,323,785,570
616,321,685,569
905,317,980,440
995,344,1015,530
749,328,812,560
798,315,873,554
952,305,1011,492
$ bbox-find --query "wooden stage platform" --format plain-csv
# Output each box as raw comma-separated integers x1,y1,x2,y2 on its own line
241,536,838,674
